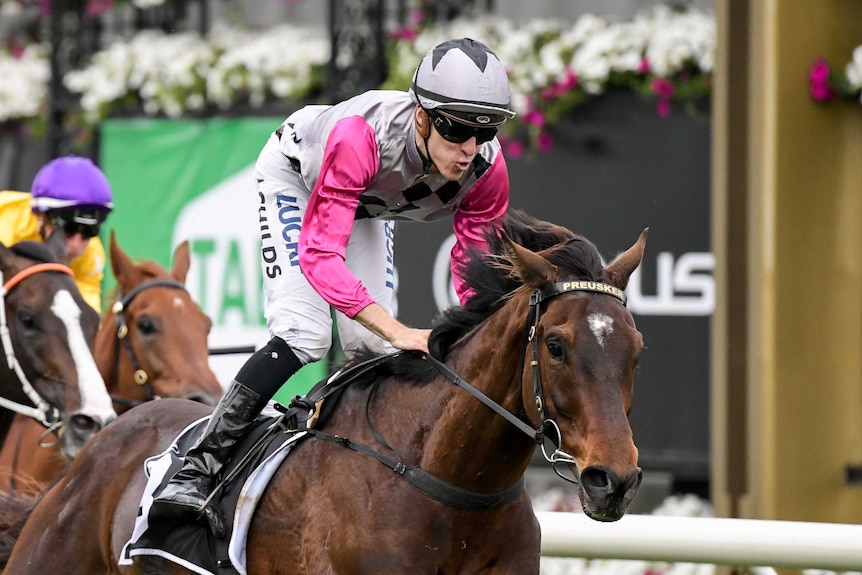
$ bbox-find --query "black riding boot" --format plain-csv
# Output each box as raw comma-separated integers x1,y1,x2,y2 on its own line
149,380,268,534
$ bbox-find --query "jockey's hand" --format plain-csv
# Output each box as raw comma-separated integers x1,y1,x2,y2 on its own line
354,303,431,354
388,326,432,354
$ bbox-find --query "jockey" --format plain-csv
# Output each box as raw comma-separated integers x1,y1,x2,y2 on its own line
0,155,113,313
150,37,516,533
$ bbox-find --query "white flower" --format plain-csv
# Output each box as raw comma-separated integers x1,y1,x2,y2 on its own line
0,45,49,123
846,45,862,91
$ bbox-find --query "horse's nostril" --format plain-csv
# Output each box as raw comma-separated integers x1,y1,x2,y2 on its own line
68,414,101,436
580,467,613,494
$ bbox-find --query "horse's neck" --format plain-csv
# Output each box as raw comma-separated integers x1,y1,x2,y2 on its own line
419,308,537,492
0,408,19,447
93,313,120,397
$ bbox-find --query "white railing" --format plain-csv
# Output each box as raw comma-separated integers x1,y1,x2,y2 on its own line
538,512,862,572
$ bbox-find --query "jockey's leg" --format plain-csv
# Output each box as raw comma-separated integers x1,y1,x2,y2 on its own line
150,137,326,536
149,336,302,535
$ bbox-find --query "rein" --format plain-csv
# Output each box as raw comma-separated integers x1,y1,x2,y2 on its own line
110,278,187,409
0,264,75,427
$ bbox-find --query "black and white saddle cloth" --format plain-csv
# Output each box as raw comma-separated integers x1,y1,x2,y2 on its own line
118,407,307,575
119,352,402,575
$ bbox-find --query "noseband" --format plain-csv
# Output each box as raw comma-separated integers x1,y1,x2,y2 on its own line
110,278,187,410
426,280,628,484
0,264,76,427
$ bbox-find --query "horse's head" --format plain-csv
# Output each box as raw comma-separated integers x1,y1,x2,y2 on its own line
502,222,648,522
94,232,222,413
0,240,116,460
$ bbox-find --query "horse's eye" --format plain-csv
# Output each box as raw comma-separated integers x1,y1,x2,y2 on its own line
546,341,564,360
137,316,157,336
18,312,36,330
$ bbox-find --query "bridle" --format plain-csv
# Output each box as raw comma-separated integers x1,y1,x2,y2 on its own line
109,278,187,410
425,279,628,485
279,279,629,510
0,263,76,428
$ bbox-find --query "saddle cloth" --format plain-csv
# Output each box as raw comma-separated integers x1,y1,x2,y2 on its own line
118,404,306,575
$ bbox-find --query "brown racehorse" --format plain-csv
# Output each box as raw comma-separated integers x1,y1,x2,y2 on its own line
0,212,648,574
0,232,223,495
0,235,116,489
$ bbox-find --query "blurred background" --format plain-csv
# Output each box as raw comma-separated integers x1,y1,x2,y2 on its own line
1,0,861,563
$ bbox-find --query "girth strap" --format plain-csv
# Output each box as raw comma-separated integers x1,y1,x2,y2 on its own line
305,428,525,510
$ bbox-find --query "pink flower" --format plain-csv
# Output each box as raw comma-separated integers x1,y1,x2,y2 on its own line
87,0,114,17
537,132,553,152
389,27,418,41
638,58,651,74
808,57,836,101
38,0,51,17
523,110,545,128
808,57,831,84
560,68,577,90
409,9,425,24
505,140,524,159
541,85,561,101
656,99,671,118
9,41,24,59
650,78,675,99
809,82,835,102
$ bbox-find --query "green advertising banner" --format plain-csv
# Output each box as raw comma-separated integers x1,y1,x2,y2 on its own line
100,118,326,401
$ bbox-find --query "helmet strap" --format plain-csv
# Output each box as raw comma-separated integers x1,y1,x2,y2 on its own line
420,136,434,174
414,109,434,174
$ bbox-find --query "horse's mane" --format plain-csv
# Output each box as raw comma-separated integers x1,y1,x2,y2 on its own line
428,210,604,360
10,241,58,264
340,211,606,386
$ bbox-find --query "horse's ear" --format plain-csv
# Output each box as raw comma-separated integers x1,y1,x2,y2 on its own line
0,240,14,268
109,230,136,291
171,241,190,284
45,227,69,265
502,231,558,288
604,228,648,290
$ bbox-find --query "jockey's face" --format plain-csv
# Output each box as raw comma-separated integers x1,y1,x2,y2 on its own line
38,214,91,260
415,108,480,181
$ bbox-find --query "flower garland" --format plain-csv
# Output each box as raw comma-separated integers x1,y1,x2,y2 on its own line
383,4,715,156
808,45,862,106
62,23,329,124
0,4,716,155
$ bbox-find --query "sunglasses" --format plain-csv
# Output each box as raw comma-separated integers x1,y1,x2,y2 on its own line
429,112,498,145
51,217,101,239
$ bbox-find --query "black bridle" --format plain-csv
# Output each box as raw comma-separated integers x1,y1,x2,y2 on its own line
427,280,628,484
110,278,187,410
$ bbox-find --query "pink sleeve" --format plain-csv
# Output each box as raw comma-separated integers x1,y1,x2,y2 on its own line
298,116,379,318
451,153,510,304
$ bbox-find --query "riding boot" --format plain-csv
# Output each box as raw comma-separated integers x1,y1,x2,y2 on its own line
149,380,268,532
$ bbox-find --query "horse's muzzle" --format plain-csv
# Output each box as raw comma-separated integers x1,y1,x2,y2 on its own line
60,411,115,461
578,466,643,522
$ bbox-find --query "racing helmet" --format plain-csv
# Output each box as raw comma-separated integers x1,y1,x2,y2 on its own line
30,156,113,237
409,38,516,126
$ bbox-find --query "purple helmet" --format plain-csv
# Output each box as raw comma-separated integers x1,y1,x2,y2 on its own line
30,156,113,214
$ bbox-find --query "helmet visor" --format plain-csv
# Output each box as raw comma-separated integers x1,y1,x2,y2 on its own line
428,111,498,144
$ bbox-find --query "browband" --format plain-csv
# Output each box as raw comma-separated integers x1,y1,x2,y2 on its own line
534,281,627,306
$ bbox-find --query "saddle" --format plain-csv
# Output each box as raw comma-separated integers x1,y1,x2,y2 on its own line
120,352,403,575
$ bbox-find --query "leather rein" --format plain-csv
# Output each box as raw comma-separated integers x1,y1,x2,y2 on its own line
109,278,187,410
299,280,627,510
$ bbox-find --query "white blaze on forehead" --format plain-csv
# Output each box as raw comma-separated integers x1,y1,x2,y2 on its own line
173,295,185,308
51,290,117,422
587,313,614,348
